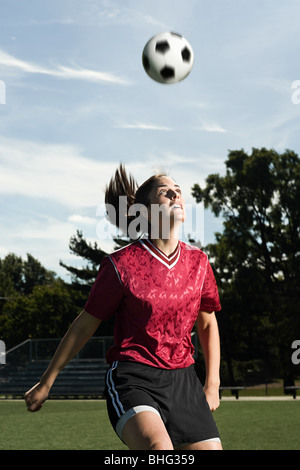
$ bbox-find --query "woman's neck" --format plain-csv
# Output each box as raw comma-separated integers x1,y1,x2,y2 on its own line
150,237,179,256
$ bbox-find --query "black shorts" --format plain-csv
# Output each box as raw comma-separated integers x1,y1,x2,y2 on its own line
104,361,220,448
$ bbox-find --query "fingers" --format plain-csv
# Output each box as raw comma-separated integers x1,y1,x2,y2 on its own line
25,397,43,412
24,384,46,412
24,393,37,411
28,404,43,412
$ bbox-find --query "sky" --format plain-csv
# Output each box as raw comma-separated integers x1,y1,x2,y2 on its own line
0,0,299,280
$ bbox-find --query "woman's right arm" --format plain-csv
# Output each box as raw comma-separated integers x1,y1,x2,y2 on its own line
24,309,101,412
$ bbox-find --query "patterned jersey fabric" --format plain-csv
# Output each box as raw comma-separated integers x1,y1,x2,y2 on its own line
84,239,221,369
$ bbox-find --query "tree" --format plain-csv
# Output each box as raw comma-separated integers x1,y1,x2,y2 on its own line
59,230,107,289
0,253,85,349
0,253,56,300
60,230,132,287
0,280,80,348
192,148,300,384
60,231,134,336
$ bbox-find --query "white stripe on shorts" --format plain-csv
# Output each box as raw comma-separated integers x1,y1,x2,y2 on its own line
106,361,125,418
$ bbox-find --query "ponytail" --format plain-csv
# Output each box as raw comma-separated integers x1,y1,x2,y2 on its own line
105,164,166,238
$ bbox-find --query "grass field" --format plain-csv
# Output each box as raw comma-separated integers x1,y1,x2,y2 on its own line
0,399,299,450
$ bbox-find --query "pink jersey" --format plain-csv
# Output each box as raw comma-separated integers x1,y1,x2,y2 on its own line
84,239,221,369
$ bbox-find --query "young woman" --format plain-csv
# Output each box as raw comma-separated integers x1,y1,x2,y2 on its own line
24,165,222,450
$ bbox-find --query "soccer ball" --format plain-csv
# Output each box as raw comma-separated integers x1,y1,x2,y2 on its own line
142,32,194,84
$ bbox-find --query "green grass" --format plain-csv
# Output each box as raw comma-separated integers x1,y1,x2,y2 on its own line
0,400,127,450
214,401,300,450
0,399,299,450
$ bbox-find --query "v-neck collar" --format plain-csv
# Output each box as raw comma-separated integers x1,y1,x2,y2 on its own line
139,238,181,269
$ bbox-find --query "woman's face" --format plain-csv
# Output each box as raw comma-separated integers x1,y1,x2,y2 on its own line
148,176,186,226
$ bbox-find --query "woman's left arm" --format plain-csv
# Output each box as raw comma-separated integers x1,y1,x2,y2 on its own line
196,311,221,411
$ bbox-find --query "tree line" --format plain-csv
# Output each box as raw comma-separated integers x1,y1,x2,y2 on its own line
1,148,299,385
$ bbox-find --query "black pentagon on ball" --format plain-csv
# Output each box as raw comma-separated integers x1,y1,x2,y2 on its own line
160,66,175,79
181,46,191,62
155,40,170,54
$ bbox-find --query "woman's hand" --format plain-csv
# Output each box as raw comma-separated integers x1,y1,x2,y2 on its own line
23,310,101,413
24,382,50,412
204,384,220,412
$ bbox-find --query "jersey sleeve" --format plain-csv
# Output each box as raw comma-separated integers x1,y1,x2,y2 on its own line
84,255,123,320
200,259,221,313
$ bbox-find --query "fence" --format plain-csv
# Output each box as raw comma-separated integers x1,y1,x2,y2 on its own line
0,335,198,398
4,336,114,366
0,337,114,398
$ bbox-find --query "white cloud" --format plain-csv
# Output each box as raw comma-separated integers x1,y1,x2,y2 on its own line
115,122,172,131
0,213,104,279
199,123,227,133
68,214,97,225
62,0,169,29
157,152,198,166
0,136,117,208
0,49,131,85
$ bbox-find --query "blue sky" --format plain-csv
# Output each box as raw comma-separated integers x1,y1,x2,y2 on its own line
0,0,299,280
